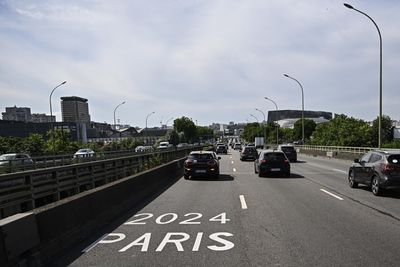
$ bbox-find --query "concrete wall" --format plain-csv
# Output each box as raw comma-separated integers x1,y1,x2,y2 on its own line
0,158,185,266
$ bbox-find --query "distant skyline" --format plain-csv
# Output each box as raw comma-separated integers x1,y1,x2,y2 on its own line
1,0,399,127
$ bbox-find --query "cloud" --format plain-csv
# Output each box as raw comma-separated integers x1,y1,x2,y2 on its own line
1,0,399,126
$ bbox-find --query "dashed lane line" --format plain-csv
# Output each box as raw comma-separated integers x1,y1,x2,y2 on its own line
320,189,344,200
239,195,248,209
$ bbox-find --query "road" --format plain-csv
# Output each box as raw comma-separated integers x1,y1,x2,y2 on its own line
53,149,400,266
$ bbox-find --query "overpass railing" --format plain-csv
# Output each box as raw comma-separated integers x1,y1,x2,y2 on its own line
0,146,203,219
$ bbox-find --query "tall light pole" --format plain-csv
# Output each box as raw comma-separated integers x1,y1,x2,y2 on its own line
284,74,305,144
165,117,174,127
144,111,156,144
113,101,126,130
49,81,67,124
49,81,67,155
255,108,266,147
344,3,383,149
250,114,259,123
265,97,279,146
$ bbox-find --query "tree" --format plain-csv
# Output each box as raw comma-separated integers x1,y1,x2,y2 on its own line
168,130,180,146
371,115,393,147
311,114,372,147
173,117,197,143
24,134,46,156
196,126,214,142
293,119,316,142
45,129,72,154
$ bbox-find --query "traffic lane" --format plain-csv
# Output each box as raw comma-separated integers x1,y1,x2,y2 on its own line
232,158,400,266
294,155,400,220
55,154,250,266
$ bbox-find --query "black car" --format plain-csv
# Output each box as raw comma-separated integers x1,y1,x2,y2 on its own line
348,150,400,196
216,145,228,154
277,144,297,162
240,146,258,161
254,150,290,177
184,151,221,179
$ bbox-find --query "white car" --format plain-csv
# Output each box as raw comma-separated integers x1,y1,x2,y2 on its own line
157,141,171,149
73,148,96,158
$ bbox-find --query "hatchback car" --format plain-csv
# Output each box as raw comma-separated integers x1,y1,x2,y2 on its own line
254,150,290,177
348,150,400,196
0,153,34,166
277,144,297,162
240,146,258,161
184,151,221,179
234,143,242,150
216,145,228,154
73,148,96,158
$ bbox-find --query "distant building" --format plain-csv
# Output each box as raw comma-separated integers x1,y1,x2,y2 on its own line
61,96,91,123
2,106,32,122
31,113,55,123
267,110,332,124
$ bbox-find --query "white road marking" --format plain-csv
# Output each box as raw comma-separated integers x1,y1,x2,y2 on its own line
231,161,234,164
239,195,248,209
332,168,347,174
233,168,237,172
230,156,233,159
320,189,344,200
82,233,121,253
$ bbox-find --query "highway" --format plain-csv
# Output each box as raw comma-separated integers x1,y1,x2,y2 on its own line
53,149,400,266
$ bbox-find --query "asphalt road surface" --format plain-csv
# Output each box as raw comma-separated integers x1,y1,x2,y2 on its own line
53,149,400,267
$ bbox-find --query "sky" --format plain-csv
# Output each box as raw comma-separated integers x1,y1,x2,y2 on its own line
0,0,399,128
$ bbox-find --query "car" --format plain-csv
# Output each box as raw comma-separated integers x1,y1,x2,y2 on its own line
184,151,221,179
277,144,297,162
135,146,154,153
216,145,228,154
177,143,189,148
0,153,34,166
348,150,400,196
240,146,258,161
233,143,242,150
254,150,290,177
157,141,171,149
73,148,96,158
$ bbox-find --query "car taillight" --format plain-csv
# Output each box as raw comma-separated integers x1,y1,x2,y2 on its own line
284,159,289,164
381,163,395,173
207,160,217,166
260,159,267,164
185,160,194,166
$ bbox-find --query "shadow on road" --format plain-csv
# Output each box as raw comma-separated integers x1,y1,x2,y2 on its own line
258,173,304,179
358,185,400,199
291,160,307,164
187,174,234,181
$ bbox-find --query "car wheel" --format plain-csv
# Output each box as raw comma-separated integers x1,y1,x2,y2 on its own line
284,172,290,178
348,170,358,188
254,165,258,174
371,176,383,196
258,170,263,177
184,174,189,180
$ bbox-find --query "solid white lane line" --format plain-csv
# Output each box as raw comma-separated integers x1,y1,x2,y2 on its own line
233,168,237,172
320,189,344,200
239,195,248,209
332,168,347,174
82,233,109,252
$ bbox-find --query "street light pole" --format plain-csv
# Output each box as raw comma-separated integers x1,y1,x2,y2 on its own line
265,97,279,146
145,111,155,130
49,81,67,155
113,101,126,130
284,74,305,144
344,3,383,149
250,114,259,123
255,108,266,148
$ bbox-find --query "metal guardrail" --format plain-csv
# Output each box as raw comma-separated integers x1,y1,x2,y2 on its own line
0,147,195,175
0,147,203,219
295,145,400,154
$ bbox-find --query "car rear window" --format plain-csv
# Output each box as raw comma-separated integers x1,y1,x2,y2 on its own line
245,148,257,152
387,155,400,165
281,146,295,152
264,152,286,161
189,154,214,160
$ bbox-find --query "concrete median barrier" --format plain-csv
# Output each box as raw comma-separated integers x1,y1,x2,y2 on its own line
0,158,185,266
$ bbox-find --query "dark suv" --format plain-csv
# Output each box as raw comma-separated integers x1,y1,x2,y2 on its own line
348,150,400,196
277,145,297,162
240,146,258,161
254,150,290,177
216,145,228,154
184,151,221,179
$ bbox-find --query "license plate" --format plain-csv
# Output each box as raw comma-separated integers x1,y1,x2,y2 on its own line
195,169,206,173
271,168,281,171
